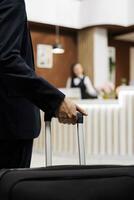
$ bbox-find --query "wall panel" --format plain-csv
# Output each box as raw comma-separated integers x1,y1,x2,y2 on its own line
30,23,78,88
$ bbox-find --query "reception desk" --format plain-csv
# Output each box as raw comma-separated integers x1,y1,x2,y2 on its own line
33,88,134,164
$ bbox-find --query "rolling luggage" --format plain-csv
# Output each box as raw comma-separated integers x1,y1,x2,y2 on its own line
0,113,134,200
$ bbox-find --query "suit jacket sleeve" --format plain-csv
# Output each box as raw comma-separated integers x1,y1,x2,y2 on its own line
0,1,65,116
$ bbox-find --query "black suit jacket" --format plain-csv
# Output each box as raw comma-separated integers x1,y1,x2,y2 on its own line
0,0,65,139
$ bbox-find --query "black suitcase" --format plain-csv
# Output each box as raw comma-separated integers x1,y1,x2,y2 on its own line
0,113,134,200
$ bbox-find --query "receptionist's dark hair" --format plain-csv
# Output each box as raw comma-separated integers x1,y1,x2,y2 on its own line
70,63,84,78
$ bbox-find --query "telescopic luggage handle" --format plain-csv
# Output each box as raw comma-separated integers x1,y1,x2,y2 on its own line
44,112,86,166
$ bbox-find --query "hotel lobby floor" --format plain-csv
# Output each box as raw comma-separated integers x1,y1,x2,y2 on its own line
31,153,134,167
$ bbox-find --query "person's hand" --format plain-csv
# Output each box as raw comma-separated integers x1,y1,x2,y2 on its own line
56,97,88,124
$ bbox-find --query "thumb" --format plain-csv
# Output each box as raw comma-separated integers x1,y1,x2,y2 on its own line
76,105,88,116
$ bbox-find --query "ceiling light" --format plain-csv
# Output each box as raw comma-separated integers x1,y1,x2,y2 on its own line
53,26,65,54
53,43,65,54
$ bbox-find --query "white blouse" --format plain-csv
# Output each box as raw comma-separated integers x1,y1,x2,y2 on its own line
66,76,97,96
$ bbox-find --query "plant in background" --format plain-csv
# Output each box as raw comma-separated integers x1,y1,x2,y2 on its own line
108,47,116,84
109,57,116,81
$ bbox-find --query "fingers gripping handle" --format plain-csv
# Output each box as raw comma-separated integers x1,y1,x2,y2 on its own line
45,112,86,166
44,112,83,123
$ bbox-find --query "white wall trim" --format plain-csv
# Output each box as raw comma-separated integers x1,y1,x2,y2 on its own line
25,0,134,29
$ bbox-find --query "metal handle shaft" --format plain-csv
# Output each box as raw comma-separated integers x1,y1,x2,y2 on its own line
45,112,86,166
77,123,86,165
45,121,52,166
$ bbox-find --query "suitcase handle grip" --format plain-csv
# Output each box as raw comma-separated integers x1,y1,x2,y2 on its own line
45,112,86,166
77,112,83,124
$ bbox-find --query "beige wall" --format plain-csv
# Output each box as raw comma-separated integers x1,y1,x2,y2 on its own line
130,47,134,83
78,28,109,87
78,28,94,82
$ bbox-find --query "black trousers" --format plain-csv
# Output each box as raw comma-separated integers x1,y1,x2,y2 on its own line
0,140,33,169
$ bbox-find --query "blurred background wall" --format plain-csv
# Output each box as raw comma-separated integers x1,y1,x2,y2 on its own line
30,23,78,87
25,0,134,88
